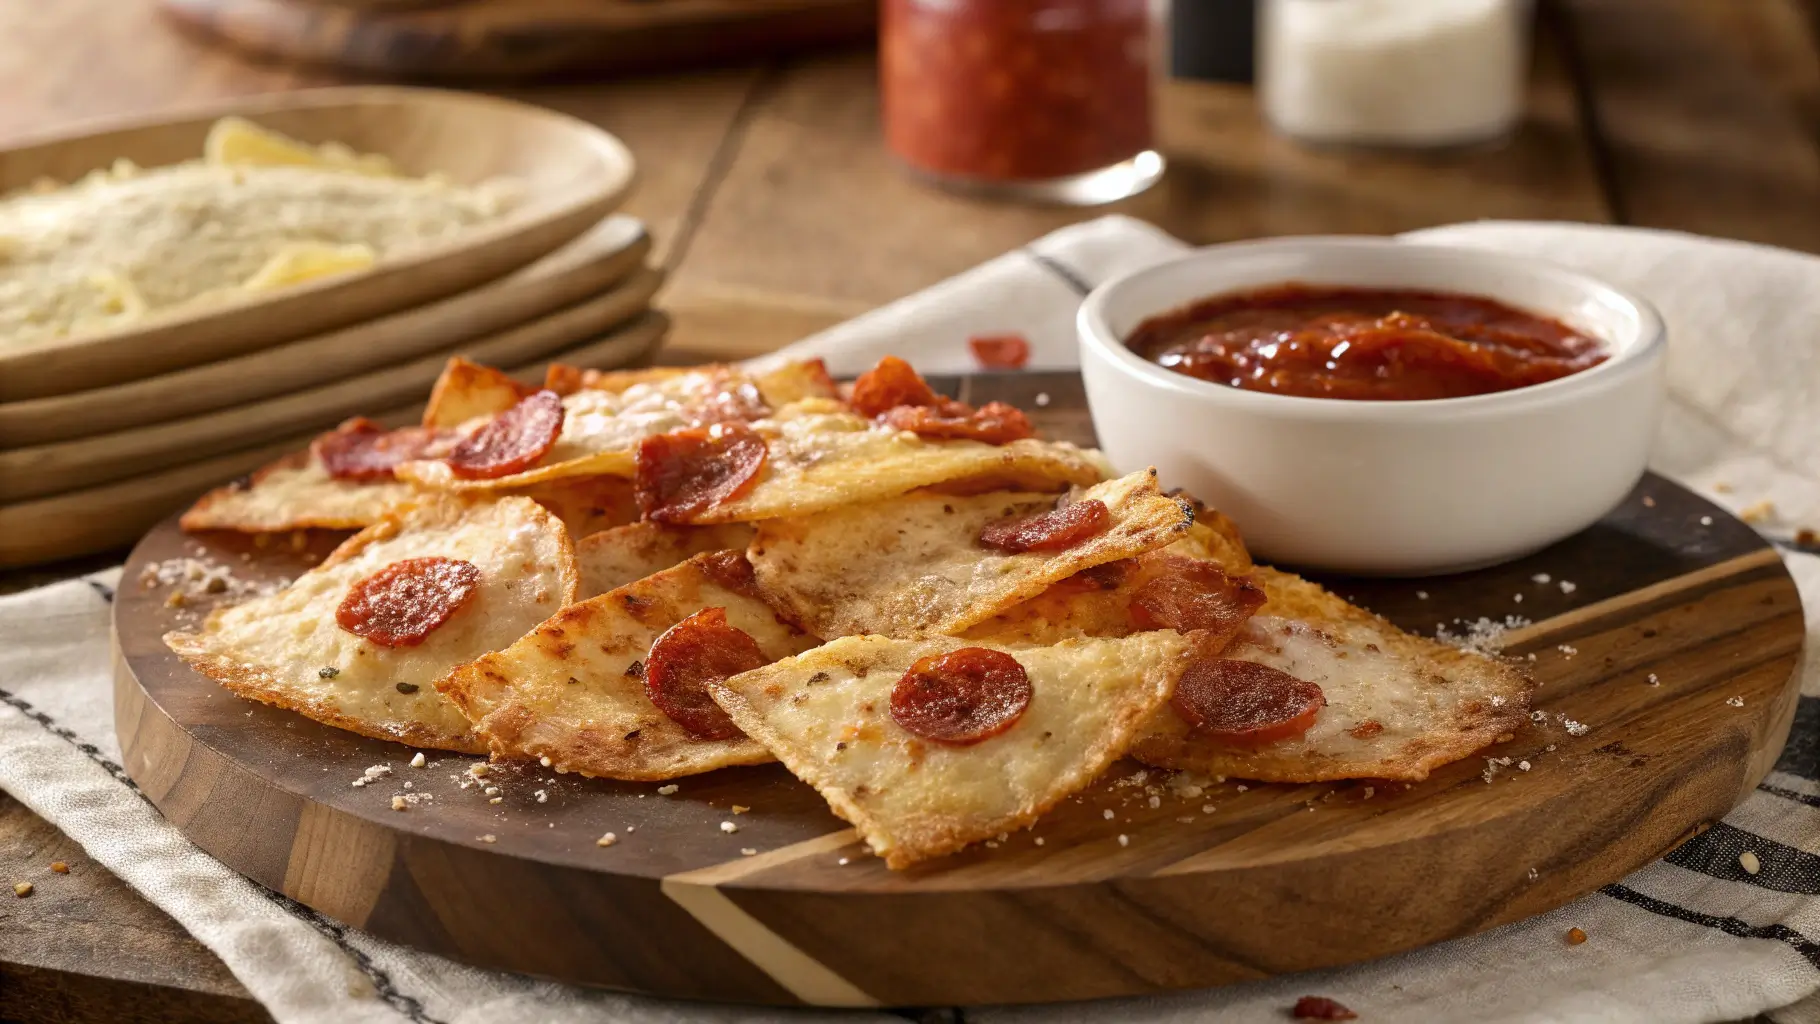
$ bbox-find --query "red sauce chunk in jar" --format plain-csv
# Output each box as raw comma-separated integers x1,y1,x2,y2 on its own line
880,0,1154,183
1126,285,1608,401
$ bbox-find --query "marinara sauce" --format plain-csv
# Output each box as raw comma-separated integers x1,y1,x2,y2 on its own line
1126,285,1607,401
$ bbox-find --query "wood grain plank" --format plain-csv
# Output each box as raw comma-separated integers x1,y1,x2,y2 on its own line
662,20,1609,361
1561,0,1820,249
0,794,272,1024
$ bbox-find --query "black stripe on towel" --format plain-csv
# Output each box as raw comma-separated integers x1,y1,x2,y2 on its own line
1600,883,1820,971
1773,696,1820,782
1663,821,1820,895
1024,249,1094,296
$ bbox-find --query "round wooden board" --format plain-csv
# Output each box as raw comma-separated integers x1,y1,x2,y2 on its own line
113,371,1807,1008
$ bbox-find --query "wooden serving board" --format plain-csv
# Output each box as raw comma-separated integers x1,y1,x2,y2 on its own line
113,371,1806,1007
159,0,877,80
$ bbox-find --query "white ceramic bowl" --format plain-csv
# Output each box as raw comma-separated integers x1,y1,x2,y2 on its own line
1078,237,1667,575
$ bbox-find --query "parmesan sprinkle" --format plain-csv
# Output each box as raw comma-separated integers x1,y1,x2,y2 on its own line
658,784,679,796
1559,580,1578,594
1563,718,1590,737
1531,573,1552,584
1117,835,1130,847
838,857,851,865
1741,851,1762,875
409,752,425,768
720,821,738,834
597,833,618,847
1726,696,1745,708
478,835,496,844
390,796,408,811
1034,392,1052,407
741,848,757,857
534,790,548,803
540,756,552,768
1103,809,1116,820
1699,515,1714,526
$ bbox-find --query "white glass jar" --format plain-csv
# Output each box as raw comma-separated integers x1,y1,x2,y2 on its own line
1259,0,1531,147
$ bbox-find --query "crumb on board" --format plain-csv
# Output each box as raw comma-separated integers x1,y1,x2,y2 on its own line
657,784,679,796
478,834,496,844
1700,515,1713,526
409,752,425,768
1741,850,1762,875
391,796,408,811
1642,495,1656,507
1726,696,1745,708
1797,527,1818,546
1740,500,1776,524
597,833,617,848
1566,927,1587,946
1291,995,1358,1020
732,805,750,814
720,821,738,834
1531,573,1552,584
13,882,32,897
49,862,68,874
1117,834,1130,848
741,848,757,856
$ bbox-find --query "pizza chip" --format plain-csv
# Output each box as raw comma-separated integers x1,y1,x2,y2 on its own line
1130,567,1533,782
395,365,773,492
676,403,1106,525
422,357,535,429
438,552,814,780
747,469,1191,638
522,475,640,540
165,496,578,752
576,521,757,597
180,450,422,533
712,632,1199,869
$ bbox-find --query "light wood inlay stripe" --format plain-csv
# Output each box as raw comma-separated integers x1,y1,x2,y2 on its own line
661,830,878,1007
1498,547,1785,649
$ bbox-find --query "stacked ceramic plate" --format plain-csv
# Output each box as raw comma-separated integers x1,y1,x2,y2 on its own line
0,87,666,568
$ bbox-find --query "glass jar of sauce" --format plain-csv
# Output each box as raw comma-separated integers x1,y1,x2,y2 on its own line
880,0,1164,205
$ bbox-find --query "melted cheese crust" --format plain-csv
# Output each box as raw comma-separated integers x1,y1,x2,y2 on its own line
712,632,1196,868
179,452,422,533
165,497,577,751
748,469,1190,638
575,521,757,598
439,554,814,780
1130,568,1533,782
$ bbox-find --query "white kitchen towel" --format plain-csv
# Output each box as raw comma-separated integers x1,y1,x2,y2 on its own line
3,214,1819,1024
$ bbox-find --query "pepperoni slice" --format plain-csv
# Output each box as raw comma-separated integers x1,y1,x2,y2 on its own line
969,333,1032,370
313,419,450,481
890,647,1032,745
1292,996,1358,1021
848,355,942,417
635,422,769,523
694,549,761,599
644,607,765,740
1129,559,1266,637
335,557,481,648
1173,658,1324,744
882,400,1035,445
979,498,1110,553
445,390,565,480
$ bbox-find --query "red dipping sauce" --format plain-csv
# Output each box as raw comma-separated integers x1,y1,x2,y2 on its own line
1126,285,1608,401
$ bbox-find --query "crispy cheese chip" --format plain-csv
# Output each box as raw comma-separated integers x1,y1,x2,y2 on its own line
753,358,838,407
1130,567,1533,782
748,469,1191,638
576,521,757,597
422,357,535,429
180,451,422,533
520,475,638,540
676,403,1106,525
438,552,814,780
712,632,1199,869
165,497,578,752
396,366,770,492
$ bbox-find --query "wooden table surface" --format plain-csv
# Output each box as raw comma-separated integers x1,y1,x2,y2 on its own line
2,0,1818,1021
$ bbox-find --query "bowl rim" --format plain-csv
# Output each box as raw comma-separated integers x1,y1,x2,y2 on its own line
1077,236,1667,422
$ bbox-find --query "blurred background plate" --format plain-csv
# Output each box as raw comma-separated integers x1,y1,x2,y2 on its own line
0,86,637,400
0,216,652,449
0,267,662,501
0,311,669,568
159,0,876,80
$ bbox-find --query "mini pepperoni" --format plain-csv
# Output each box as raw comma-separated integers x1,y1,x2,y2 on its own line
969,333,1032,370
644,608,765,739
979,499,1110,553
1129,560,1266,638
1173,658,1325,744
1292,996,1358,1021
1050,558,1135,595
848,355,942,417
882,400,1035,445
635,423,769,523
445,390,565,480
694,549,761,598
336,557,481,648
890,647,1031,745
313,419,449,481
